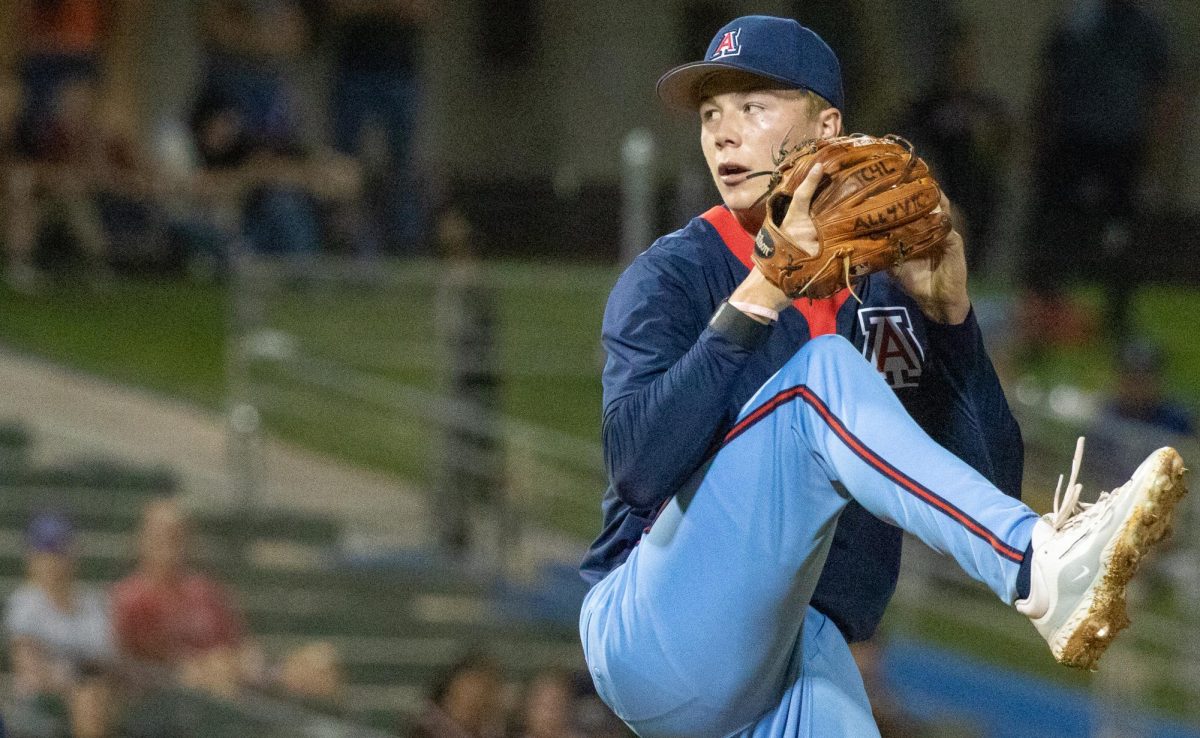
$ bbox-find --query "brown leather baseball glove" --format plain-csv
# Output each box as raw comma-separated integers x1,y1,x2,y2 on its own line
752,134,951,300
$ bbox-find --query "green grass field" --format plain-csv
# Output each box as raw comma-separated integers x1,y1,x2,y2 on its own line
3,270,1198,427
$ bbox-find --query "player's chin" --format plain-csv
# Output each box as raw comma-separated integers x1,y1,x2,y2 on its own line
721,188,764,213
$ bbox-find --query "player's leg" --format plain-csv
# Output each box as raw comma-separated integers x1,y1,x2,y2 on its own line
775,335,1187,670
583,334,1032,737
582,334,1184,737
728,606,881,738
581,426,852,738
761,334,1038,604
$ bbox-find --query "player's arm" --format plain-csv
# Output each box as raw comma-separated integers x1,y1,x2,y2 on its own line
894,197,1022,497
602,165,828,509
890,195,971,326
601,254,769,511
920,307,1024,498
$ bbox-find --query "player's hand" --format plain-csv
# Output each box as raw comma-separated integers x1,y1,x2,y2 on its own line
730,266,790,321
776,162,823,258
728,163,826,321
890,193,970,325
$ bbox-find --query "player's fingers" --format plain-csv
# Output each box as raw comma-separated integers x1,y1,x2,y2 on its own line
787,162,824,218
937,191,952,216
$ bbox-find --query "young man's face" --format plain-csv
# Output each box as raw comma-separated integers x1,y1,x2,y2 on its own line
698,74,837,218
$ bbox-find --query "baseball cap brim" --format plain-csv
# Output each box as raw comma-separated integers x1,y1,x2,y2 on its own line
656,61,808,112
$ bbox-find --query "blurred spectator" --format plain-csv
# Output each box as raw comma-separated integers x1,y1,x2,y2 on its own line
111,498,346,710
187,89,362,259
1086,339,1195,491
0,69,41,289
9,76,110,286
326,0,431,254
4,511,116,738
896,21,1010,277
1096,360,1193,614
3,73,178,288
67,665,121,738
5,512,115,695
198,0,308,147
409,651,506,738
511,669,584,738
1085,339,1196,607
1104,339,1195,437
195,0,371,259
1024,0,1173,342
8,0,116,126
273,640,346,713
434,206,504,562
111,499,250,697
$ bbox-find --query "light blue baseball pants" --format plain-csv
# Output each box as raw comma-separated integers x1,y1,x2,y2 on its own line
580,334,1039,738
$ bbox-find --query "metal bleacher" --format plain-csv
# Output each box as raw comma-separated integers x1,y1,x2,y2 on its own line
0,420,585,736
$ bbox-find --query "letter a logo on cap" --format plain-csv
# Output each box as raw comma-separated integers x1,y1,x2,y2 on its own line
712,29,741,59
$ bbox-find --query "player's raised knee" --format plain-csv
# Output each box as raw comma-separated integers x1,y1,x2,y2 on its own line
781,333,860,372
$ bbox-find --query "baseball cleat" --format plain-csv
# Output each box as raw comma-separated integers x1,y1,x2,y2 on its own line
1016,438,1187,670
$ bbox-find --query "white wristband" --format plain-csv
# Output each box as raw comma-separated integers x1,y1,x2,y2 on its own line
729,300,780,323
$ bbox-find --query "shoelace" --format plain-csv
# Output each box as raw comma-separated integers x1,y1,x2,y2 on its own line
1049,436,1117,531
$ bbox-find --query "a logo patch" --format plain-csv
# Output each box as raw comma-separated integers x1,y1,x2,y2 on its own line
858,307,924,388
755,229,774,258
712,29,741,59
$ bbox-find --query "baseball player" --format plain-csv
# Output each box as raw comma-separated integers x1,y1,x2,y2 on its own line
578,16,1186,738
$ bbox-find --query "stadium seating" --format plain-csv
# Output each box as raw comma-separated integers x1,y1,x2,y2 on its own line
0,419,585,735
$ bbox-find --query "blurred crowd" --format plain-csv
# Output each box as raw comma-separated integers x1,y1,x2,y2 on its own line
884,2,1195,463
406,653,630,738
0,0,1185,352
889,0,1179,350
3,500,634,738
5,501,345,737
0,0,430,293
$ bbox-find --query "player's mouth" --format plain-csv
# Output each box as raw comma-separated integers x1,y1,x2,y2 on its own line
718,163,752,186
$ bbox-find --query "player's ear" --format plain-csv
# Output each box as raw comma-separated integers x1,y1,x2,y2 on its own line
815,107,842,138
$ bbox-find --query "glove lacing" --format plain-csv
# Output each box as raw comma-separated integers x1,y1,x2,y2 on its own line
783,248,863,303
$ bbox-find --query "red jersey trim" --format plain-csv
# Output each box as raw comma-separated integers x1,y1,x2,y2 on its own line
699,205,849,337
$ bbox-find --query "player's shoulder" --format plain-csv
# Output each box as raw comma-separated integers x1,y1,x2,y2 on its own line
649,215,724,259
605,215,725,318
624,215,727,279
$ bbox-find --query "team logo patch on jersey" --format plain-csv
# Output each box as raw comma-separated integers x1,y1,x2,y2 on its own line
858,307,924,388
712,29,741,59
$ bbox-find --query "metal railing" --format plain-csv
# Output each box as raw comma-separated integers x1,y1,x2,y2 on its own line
225,252,613,580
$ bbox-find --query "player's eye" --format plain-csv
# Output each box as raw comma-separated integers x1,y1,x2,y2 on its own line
743,102,764,115
701,108,718,122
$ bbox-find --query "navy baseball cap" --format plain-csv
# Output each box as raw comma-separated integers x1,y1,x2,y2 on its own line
657,16,844,112
26,511,75,554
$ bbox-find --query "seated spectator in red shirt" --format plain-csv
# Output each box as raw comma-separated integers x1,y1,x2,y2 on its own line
112,499,248,695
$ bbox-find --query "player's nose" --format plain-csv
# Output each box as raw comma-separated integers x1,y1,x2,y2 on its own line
712,117,741,149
